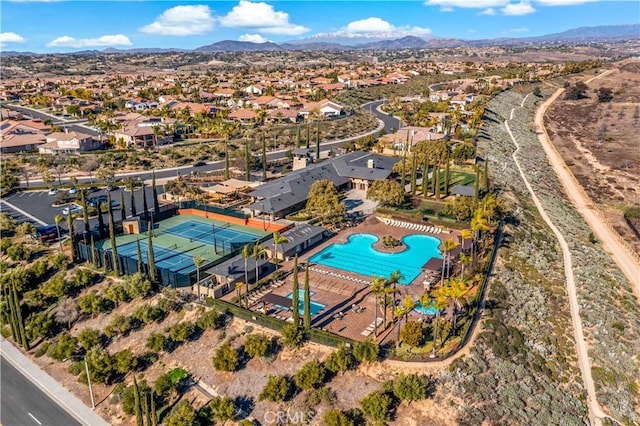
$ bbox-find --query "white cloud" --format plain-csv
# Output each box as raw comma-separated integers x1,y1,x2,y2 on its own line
424,0,509,8
0,32,26,44
46,34,132,48
239,34,269,43
508,27,530,32
502,2,536,15
219,1,309,35
140,5,214,36
536,0,596,4
313,17,432,39
479,7,497,14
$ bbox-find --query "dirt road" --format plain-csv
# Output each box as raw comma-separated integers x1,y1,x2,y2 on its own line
536,71,640,300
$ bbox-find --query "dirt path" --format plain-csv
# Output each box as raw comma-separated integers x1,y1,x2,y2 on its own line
504,91,610,426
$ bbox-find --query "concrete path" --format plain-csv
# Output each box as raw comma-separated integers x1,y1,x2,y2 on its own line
1,339,109,426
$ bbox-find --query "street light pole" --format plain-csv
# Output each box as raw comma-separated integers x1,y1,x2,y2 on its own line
63,355,95,409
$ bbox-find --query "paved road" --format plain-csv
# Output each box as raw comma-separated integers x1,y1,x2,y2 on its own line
1,357,81,426
3,104,100,137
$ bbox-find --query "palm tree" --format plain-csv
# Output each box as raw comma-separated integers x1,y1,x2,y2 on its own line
241,244,252,307
470,210,490,260
371,275,386,337
386,270,403,324
272,231,289,264
291,255,300,326
193,255,203,299
430,289,449,358
418,292,432,323
395,295,415,345
54,214,64,252
444,278,467,335
459,253,472,279
235,282,244,304
440,239,459,285
252,243,267,285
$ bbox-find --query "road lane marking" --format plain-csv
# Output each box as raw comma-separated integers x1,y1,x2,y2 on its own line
0,200,47,226
28,412,43,425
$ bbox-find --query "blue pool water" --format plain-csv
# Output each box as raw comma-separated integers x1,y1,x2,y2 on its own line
285,291,325,316
309,234,442,285
414,301,438,316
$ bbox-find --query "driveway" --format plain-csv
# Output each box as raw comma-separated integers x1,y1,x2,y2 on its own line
342,189,378,215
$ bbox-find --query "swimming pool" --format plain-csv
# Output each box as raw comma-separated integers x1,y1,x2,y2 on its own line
309,234,442,285
414,300,438,316
285,290,325,316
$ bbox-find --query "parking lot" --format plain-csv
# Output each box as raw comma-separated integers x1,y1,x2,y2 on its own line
2,185,164,231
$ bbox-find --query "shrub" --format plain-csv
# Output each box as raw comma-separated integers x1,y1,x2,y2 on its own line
146,332,170,353
281,323,305,348
120,380,151,415
71,269,97,289
132,304,165,324
154,373,177,399
360,390,394,423
353,339,379,363
392,374,430,403
104,314,133,338
294,360,326,391
196,309,224,330
164,400,196,426
400,321,425,347
213,342,240,372
114,349,138,374
85,348,116,384
123,273,152,299
244,333,271,359
78,292,113,316
169,321,196,342
325,344,356,374
323,409,355,426
259,374,293,402
47,333,78,361
208,396,236,422
77,328,102,350
7,243,31,261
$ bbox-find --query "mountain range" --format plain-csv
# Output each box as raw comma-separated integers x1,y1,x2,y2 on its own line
2,24,638,56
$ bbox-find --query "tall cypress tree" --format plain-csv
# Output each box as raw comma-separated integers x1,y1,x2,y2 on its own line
3,285,18,342
11,281,28,349
431,162,438,196
483,159,489,192
444,149,450,197
410,154,417,196
150,391,157,426
129,184,137,217
136,238,144,275
97,201,105,239
315,121,320,160
81,190,90,233
107,191,120,276
422,157,429,196
142,182,149,217
90,234,97,266
296,125,301,148
245,140,250,181
400,148,407,191
435,167,441,199
224,141,230,180
474,165,480,202
147,222,156,283
303,263,311,330
291,255,299,326
133,376,143,426
67,211,76,262
262,135,267,181
152,171,160,219
306,122,310,149
120,191,126,222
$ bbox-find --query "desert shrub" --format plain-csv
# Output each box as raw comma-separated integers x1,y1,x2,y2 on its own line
353,338,379,363
244,333,271,359
325,344,356,374
164,400,196,426
392,374,431,403
259,374,293,402
196,309,224,330
169,321,196,342
280,323,305,348
294,360,326,391
77,328,102,350
114,349,138,374
323,409,355,426
213,342,240,372
360,390,394,423
208,396,236,422
104,314,133,338
78,292,113,316
47,333,78,361
7,243,31,261
146,332,170,353
132,304,165,324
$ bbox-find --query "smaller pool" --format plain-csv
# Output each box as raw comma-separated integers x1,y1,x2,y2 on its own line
284,290,325,316
414,301,438,316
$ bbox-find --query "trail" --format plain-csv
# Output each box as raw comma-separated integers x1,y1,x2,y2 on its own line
504,86,614,426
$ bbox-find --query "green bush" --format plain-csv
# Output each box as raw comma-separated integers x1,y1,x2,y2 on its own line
208,396,236,422
325,344,356,374
259,374,293,402
47,333,78,361
281,324,305,348
353,339,379,363
294,360,326,390
360,390,394,423
169,321,196,342
392,374,430,403
213,342,240,372
146,332,170,353
196,309,223,330
244,333,271,359
77,328,102,350
7,243,31,261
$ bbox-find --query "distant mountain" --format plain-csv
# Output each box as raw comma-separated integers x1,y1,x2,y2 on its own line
0,50,37,56
195,40,283,52
103,47,187,54
279,42,351,51
357,36,428,50
531,23,639,41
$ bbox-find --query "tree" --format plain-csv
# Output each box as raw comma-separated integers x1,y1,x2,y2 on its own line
303,263,311,330
165,400,196,426
325,344,356,375
410,153,417,196
66,212,76,261
197,308,223,330
78,328,102,350
146,332,169,353
323,410,355,426
193,255,203,298
224,141,230,180
152,171,160,219
114,349,138,374
532,86,542,97
281,323,304,348
367,180,404,207
259,374,292,402
240,244,252,307
565,81,589,100
96,201,105,239
213,342,239,371
392,374,430,404
55,297,78,329
80,190,90,234
316,120,321,160
208,396,236,423
244,333,271,359
147,222,156,283
596,87,613,103
360,390,393,423
132,376,143,426
107,192,120,276
169,321,195,342
123,273,152,299
353,338,379,363
272,231,289,262
127,180,137,218
441,239,459,285
305,179,345,225
444,278,467,335
443,149,451,197
482,159,489,192
252,243,266,286
47,333,78,361
142,183,149,217
54,214,64,253
262,135,267,181
291,255,300,326
370,275,385,337
430,289,449,357
294,360,326,390
400,321,424,348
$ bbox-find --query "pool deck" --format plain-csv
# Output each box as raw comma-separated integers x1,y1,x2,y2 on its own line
241,216,462,342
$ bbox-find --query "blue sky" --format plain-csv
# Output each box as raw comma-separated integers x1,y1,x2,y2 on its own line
0,1,638,52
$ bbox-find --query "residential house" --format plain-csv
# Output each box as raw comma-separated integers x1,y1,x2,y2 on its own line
299,99,344,120
38,130,99,154
228,108,257,124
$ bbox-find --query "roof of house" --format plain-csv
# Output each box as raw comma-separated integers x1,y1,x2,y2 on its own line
267,224,326,253
46,130,93,141
203,254,270,281
452,185,475,197
0,132,46,148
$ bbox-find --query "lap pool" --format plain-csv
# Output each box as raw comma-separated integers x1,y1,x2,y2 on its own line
309,233,442,285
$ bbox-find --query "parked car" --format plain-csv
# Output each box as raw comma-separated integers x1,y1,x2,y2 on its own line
105,185,119,192
62,205,83,215
87,186,99,192
68,187,78,195
193,161,206,167
48,188,59,196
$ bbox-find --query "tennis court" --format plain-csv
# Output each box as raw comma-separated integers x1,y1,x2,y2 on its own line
116,240,196,274
164,218,261,252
